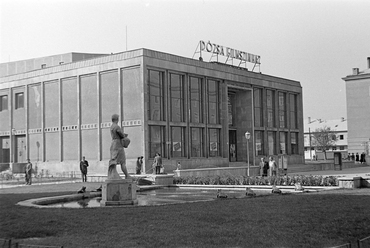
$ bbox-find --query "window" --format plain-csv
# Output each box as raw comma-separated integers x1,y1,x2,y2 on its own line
148,70,164,121
255,131,264,156
209,128,221,157
228,94,235,126
339,135,344,140
332,146,337,151
15,92,24,109
191,128,203,157
278,92,286,128
254,88,263,127
170,73,184,122
268,131,276,155
171,127,186,157
149,126,165,158
0,95,8,111
208,80,219,124
340,146,344,150
291,132,299,154
290,94,297,129
190,77,203,123
266,90,275,127
279,132,287,154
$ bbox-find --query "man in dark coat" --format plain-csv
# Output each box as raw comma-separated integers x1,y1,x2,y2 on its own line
80,156,89,182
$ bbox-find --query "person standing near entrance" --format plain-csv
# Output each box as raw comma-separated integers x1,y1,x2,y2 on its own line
25,159,33,185
268,156,277,177
260,157,269,177
136,156,143,174
80,156,89,182
153,153,162,174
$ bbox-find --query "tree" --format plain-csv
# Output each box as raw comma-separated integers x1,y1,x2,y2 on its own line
311,126,337,160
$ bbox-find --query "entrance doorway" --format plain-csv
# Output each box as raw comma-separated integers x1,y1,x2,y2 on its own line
229,130,237,162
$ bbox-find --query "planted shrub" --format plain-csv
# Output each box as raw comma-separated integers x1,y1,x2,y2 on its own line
173,175,339,186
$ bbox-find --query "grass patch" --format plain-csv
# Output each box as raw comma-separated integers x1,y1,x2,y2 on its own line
1,188,370,247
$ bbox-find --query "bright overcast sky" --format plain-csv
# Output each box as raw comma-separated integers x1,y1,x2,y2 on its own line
1,0,369,120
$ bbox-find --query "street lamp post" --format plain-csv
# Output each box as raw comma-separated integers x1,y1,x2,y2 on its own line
245,131,251,176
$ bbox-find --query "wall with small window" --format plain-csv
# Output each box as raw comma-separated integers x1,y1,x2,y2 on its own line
0,93,9,132
12,88,25,130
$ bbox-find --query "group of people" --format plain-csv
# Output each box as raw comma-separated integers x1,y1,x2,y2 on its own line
259,156,278,177
347,152,367,164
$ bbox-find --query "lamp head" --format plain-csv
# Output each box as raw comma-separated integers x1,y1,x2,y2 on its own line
245,131,251,140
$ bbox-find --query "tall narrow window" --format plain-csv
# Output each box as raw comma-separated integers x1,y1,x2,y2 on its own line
268,131,276,155
290,94,297,129
208,80,219,124
255,131,264,156
254,88,263,127
291,132,298,154
279,132,287,154
266,90,275,127
171,127,185,157
228,94,236,126
170,73,184,122
191,128,203,157
148,70,164,121
278,92,286,128
15,92,24,109
0,95,8,111
149,126,165,158
209,128,221,157
190,77,203,123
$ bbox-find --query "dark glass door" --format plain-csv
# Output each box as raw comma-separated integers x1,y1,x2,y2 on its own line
229,130,237,162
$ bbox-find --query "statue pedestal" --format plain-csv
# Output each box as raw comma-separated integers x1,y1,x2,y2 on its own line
101,179,138,206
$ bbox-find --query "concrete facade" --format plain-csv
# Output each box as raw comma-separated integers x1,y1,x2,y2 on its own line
342,58,370,156
0,49,304,175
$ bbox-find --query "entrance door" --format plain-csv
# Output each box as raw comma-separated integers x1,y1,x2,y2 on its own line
229,130,237,162
15,135,26,163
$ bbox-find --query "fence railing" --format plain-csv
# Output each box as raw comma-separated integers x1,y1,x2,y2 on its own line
0,238,62,248
357,235,370,248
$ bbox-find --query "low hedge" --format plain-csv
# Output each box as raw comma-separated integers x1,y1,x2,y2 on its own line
174,175,339,186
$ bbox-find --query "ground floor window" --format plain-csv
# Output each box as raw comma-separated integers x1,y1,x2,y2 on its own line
268,131,276,155
209,128,220,157
279,132,287,154
171,126,186,157
191,128,203,157
291,132,299,154
255,131,264,156
149,125,165,159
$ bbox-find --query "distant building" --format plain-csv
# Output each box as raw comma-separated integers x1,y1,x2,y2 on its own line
342,57,370,156
0,49,304,175
304,117,348,160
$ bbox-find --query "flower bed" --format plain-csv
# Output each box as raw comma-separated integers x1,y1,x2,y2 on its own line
174,175,339,186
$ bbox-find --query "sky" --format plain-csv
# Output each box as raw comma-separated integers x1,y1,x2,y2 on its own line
1,0,369,120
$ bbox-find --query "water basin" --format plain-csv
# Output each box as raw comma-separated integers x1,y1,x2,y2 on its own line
37,187,272,208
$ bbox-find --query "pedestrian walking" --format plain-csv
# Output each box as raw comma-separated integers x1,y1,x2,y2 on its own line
25,159,33,185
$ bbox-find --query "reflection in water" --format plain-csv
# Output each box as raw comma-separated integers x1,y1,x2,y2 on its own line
77,199,90,208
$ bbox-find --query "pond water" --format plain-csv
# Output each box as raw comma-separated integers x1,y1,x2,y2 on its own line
45,187,271,208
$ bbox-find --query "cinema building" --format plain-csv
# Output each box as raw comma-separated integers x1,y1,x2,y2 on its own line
0,48,304,175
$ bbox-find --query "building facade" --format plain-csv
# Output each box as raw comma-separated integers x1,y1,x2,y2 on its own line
0,49,304,175
342,58,370,157
304,117,348,160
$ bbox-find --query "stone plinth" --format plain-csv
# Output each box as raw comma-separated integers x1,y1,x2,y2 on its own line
101,179,138,206
338,177,361,189
148,174,174,185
